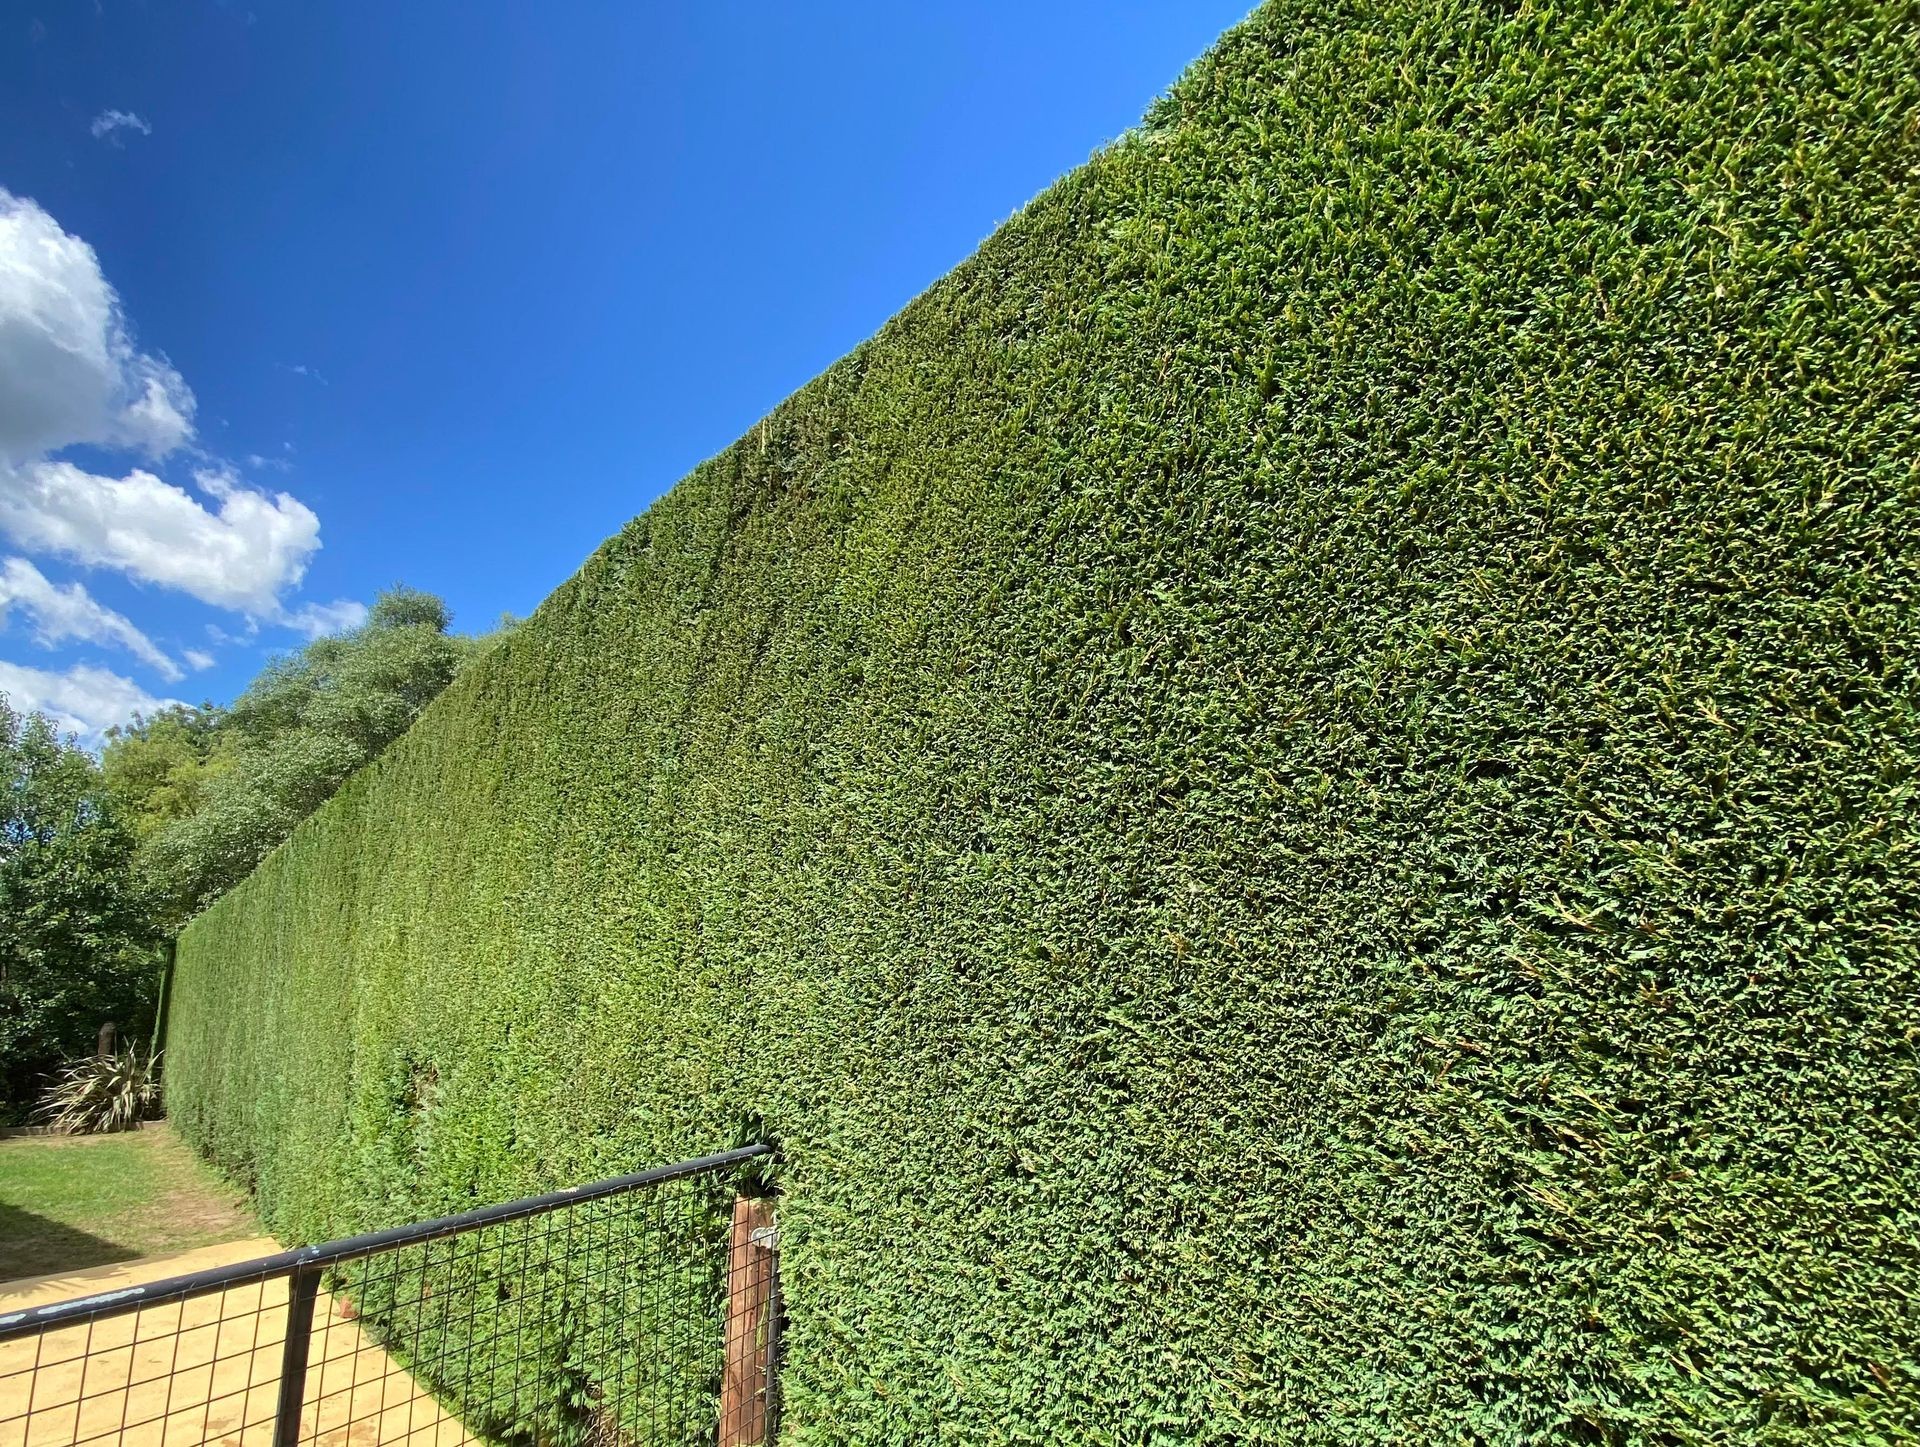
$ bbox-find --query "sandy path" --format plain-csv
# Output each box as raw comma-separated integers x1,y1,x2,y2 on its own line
0,1241,477,1447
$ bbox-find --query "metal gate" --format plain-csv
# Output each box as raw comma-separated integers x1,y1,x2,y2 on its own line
0,1144,779,1447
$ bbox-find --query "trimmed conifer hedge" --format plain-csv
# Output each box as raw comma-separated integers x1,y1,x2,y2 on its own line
169,0,1920,1438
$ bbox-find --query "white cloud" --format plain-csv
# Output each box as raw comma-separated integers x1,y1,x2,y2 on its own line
0,188,194,462
182,647,215,671
89,110,153,143
0,189,345,636
281,597,368,638
118,364,194,455
0,460,322,615
0,658,179,746
0,556,180,679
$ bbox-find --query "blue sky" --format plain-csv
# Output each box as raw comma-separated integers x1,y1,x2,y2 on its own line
0,1,1249,741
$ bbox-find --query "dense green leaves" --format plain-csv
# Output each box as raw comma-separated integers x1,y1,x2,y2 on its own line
169,0,1920,1440
101,705,234,843
0,702,158,1119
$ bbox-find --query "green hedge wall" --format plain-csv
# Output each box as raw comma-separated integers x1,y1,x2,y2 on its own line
169,0,1920,1439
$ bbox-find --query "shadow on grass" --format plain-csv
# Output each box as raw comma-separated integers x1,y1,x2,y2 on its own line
0,1201,135,1287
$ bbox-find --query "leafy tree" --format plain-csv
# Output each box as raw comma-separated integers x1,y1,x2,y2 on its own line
0,701,159,1119
137,587,501,920
102,704,234,842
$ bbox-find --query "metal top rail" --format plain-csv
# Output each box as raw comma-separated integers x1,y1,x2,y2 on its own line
0,1141,774,1341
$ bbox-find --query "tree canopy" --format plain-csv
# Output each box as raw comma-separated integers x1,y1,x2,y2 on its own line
107,587,502,922
0,700,157,1117
100,705,232,843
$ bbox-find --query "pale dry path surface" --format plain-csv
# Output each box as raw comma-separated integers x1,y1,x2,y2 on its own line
1,1240,477,1447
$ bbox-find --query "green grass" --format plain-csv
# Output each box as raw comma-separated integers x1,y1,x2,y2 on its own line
168,0,1920,1439
0,1127,259,1285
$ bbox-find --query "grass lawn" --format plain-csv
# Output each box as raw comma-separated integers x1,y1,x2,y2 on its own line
0,1125,259,1285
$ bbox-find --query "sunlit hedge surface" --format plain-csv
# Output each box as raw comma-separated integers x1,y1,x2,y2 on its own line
170,0,1919,1438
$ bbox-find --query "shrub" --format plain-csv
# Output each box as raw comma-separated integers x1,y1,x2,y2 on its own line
35,1047,163,1135
168,0,1920,1440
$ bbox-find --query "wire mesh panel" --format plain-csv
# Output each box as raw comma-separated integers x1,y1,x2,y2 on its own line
0,1261,295,1447
0,1145,777,1447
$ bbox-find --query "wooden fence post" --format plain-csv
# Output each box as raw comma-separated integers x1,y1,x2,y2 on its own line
719,1195,779,1446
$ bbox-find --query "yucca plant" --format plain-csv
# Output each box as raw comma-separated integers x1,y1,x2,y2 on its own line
35,1045,162,1134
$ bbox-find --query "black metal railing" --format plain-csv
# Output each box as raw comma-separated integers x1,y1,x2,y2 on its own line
0,1143,778,1447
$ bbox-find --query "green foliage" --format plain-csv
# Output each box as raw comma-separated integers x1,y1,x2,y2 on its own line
168,0,1920,1440
0,701,159,1121
127,588,498,921
102,705,235,842
34,1045,163,1134
332,1184,734,1447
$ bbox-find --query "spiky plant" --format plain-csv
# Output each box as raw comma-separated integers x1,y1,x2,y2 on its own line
34,1046,162,1134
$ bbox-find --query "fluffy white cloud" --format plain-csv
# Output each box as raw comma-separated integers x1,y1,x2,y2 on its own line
0,658,180,745
0,189,194,462
281,598,368,639
0,188,339,631
90,110,152,142
0,461,322,616
0,556,180,679
182,647,215,671
117,365,195,455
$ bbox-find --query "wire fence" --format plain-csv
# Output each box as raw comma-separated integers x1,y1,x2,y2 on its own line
0,1144,779,1447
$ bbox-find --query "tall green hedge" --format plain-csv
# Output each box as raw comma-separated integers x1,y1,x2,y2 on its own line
169,0,1919,1439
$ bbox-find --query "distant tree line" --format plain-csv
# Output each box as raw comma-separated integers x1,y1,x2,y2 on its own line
0,587,508,1118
